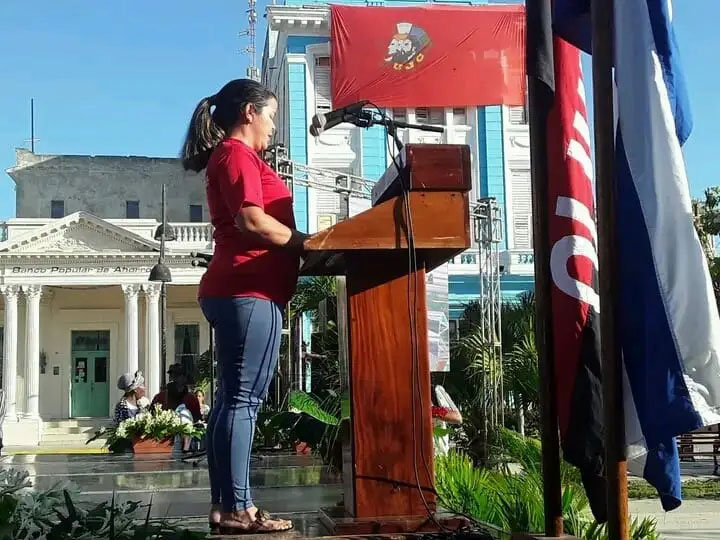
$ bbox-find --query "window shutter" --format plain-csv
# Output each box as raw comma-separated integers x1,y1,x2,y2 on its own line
509,106,528,125
511,169,532,248
314,57,331,113
415,107,445,125
316,169,354,217
415,107,429,123
429,108,445,125
453,107,467,125
392,108,407,121
316,187,340,215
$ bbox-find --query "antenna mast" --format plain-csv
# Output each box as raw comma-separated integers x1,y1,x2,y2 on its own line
239,0,260,81
25,98,39,153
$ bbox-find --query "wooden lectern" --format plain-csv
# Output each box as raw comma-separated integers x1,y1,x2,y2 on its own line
301,145,472,534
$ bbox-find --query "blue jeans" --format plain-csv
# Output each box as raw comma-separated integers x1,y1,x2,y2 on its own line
201,297,282,512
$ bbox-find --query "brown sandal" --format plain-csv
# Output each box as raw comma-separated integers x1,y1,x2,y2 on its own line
253,509,294,533
218,510,293,535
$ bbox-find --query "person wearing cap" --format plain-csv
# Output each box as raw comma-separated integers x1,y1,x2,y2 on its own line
150,364,201,422
113,371,147,426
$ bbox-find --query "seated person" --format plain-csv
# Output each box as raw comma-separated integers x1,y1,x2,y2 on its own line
114,371,147,426
151,363,201,422
431,384,462,456
196,389,211,421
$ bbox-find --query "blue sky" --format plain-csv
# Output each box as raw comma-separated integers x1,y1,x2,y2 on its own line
0,1,717,220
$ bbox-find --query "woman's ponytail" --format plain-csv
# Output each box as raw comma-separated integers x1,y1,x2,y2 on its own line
181,96,225,172
181,80,276,172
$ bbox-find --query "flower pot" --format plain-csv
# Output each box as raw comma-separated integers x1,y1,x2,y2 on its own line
132,437,173,454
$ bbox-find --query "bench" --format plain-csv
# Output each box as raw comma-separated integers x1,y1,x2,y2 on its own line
678,424,720,475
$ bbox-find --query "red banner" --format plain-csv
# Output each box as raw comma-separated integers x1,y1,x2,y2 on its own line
330,5,526,109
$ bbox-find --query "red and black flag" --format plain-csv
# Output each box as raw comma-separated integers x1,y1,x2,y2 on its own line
526,0,606,521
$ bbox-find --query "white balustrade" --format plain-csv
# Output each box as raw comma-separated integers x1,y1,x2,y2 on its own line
169,223,213,246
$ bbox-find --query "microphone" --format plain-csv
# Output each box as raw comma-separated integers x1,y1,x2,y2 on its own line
309,101,369,136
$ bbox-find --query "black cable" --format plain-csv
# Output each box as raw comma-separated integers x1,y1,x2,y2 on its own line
404,171,440,528
379,113,445,508
367,103,448,531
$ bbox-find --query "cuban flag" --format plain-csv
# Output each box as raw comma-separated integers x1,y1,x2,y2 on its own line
555,0,720,510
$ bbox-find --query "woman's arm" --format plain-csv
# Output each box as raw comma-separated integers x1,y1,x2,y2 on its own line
235,205,308,249
215,150,308,249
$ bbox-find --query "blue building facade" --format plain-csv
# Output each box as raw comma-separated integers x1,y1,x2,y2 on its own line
262,0,534,326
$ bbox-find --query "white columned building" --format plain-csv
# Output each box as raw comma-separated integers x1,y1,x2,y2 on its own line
0,151,214,447
0,213,211,446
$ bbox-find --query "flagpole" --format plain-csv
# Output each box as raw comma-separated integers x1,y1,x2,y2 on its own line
590,1,630,539
526,0,563,535
529,84,564,539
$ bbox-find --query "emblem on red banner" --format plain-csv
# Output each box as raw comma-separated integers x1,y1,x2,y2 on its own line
384,22,431,71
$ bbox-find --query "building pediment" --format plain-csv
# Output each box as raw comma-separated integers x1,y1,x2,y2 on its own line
0,212,159,255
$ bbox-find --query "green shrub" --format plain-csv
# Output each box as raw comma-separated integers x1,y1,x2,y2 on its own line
435,432,660,540
0,469,205,539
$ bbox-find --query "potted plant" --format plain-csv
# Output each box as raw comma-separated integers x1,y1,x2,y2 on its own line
88,405,205,454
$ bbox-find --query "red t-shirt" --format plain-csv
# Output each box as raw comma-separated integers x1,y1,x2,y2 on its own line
198,139,299,305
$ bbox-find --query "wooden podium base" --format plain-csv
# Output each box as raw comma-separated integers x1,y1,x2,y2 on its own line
318,507,471,536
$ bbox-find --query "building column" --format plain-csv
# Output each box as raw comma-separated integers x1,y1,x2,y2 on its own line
0,285,20,418
122,284,141,376
23,285,42,418
143,283,161,399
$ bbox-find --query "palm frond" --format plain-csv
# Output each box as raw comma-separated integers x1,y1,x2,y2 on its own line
290,276,337,319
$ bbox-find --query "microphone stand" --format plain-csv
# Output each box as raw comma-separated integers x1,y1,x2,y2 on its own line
348,110,444,154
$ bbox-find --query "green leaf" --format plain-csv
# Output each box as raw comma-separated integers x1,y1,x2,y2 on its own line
63,489,78,522
288,391,339,425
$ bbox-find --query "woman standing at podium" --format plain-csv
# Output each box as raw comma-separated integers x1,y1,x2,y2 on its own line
182,79,307,534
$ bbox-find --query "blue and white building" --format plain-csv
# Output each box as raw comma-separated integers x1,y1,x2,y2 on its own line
261,0,534,330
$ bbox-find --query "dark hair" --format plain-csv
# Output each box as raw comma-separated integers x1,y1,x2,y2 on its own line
181,79,277,172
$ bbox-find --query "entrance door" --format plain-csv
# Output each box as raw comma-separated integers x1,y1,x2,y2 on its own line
71,331,110,417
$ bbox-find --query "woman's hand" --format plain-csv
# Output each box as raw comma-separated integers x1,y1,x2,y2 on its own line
287,229,310,250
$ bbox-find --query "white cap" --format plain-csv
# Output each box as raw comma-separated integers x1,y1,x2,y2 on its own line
396,22,412,35
117,371,144,392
